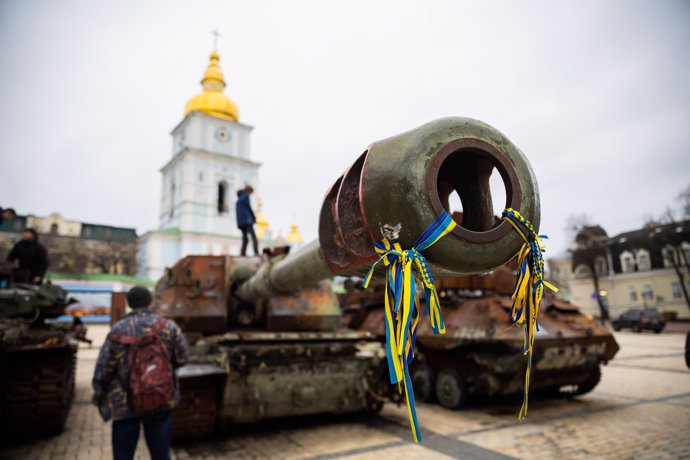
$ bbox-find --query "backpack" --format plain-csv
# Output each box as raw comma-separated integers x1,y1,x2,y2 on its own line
111,317,176,413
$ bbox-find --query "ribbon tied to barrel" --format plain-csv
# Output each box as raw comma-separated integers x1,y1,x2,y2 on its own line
501,207,558,419
362,210,456,443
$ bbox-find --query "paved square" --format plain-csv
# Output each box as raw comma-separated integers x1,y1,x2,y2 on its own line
2,327,688,459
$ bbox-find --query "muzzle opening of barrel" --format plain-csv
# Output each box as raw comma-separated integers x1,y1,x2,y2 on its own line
428,139,519,242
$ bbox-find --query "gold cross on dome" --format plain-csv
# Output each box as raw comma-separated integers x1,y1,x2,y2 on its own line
211,29,222,51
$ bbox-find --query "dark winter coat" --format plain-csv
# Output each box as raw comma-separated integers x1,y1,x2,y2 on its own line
7,239,49,281
92,308,189,421
236,190,256,228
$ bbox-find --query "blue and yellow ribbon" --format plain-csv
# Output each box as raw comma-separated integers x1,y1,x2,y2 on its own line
501,208,558,420
362,210,456,443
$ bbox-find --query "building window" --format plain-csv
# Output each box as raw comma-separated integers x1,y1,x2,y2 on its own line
637,250,650,271
628,286,638,302
50,223,58,235
574,265,591,279
594,257,607,276
218,181,228,214
641,284,654,301
662,246,677,268
682,242,690,267
672,282,682,299
620,251,635,273
83,227,92,238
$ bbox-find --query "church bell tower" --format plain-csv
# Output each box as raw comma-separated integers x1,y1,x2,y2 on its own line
138,47,261,281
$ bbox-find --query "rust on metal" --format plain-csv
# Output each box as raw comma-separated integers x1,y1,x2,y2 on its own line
335,151,377,262
266,281,343,331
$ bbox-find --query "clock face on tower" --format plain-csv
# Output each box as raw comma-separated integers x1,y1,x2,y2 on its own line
216,127,230,142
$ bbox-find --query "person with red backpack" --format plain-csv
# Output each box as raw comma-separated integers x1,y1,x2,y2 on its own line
92,286,189,460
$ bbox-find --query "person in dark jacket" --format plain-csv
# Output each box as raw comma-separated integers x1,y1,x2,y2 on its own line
7,228,48,284
92,286,189,460
236,185,259,256
0,207,16,226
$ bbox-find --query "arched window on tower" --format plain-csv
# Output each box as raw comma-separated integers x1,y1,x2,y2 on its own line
170,183,175,219
50,223,58,235
218,181,228,214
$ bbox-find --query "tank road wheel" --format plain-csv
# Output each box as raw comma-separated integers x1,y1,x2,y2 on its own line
560,365,602,398
365,361,390,414
435,369,467,410
412,365,436,403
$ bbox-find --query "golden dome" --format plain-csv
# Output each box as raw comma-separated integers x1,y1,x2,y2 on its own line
184,51,239,121
287,223,304,243
255,196,270,239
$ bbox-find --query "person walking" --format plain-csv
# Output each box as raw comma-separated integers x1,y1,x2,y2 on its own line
92,286,189,460
236,185,259,256
6,228,48,284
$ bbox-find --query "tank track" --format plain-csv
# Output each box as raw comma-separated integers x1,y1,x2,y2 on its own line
171,376,218,442
0,347,76,437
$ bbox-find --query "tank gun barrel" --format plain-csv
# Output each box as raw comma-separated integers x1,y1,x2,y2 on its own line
235,117,540,304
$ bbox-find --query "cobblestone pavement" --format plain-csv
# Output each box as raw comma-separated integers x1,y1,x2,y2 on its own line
1,326,689,460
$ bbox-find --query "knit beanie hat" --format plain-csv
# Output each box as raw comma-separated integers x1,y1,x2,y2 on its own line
126,286,152,309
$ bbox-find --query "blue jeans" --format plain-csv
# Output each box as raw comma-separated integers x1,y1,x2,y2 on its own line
240,224,259,256
112,409,172,460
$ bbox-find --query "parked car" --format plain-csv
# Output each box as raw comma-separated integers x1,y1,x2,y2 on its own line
612,308,665,333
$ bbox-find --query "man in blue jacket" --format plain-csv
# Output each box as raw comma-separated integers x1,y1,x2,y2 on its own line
236,185,259,256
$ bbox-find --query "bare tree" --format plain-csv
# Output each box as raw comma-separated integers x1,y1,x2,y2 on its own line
568,216,610,323
656,189,690,313
90,238,137,275
678,184,690,219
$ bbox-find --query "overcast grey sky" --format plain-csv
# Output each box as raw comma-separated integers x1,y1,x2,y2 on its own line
1,0,688,258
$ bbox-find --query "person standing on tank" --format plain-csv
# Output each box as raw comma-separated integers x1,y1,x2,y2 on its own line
0,207,16,226
6,228,48,284
236,185,259,256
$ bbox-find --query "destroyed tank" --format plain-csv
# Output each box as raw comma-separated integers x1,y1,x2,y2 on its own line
151,117,543,440
341,263,620,410
0,265,84,438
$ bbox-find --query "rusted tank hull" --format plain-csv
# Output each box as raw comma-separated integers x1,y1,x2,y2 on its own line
154,255,388,441
344,282,619,409
170,331,386,441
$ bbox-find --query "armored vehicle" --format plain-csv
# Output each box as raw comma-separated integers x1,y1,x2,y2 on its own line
0,266,84,437
151,117,543,440
341,265,620,410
